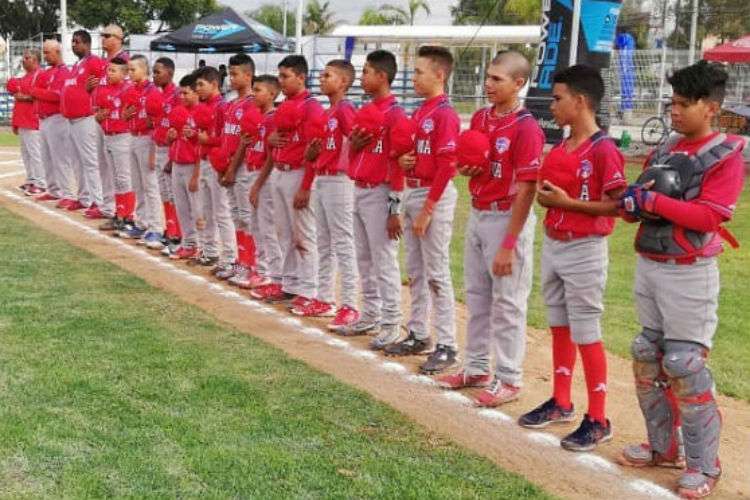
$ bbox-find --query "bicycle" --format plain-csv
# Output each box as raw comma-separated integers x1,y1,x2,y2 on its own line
641,101,672,146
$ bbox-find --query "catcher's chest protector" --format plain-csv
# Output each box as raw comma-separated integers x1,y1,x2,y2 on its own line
636,133,742,257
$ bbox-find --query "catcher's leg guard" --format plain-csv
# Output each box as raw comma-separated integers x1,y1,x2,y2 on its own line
662,340,721,477
631,328,681,458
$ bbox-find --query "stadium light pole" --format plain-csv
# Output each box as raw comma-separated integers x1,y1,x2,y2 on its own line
295,0,304,54
60,0,69,63
688,0,698,64
569,0,582,65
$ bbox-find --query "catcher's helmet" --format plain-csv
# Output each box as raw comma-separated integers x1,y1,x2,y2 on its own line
637,153,693,199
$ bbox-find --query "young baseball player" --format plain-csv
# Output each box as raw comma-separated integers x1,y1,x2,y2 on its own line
215,54,262,284
122,54,164,247
30,39,75,208
291,59,360,330
7,49,44,195
339,50,405,349
95,58,135,232
387,46,459,373
150,57,183,256
242,75,283,290
437,51,543,399
62,29,106,215
192,65,236,273
618,61,744,499
250,55,324,307
518,65,626,452
167,74,202,260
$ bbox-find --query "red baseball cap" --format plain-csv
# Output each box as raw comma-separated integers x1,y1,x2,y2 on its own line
6,78,20,94
389,115,416,157
457,130,491,169
354,103,385,136
303,112,327,141
538,146,579,194
168,106,190,130
274,100,303,132
208,145,230,172
240,105,263,138
192,103,215,130
145,90,164,118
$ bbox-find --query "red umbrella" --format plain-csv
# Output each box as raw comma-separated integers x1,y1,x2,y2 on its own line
703,35,750,64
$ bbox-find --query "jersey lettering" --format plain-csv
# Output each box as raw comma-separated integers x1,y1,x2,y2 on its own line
416,139,431,155
372,139,383,154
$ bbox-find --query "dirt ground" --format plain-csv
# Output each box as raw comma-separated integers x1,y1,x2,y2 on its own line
1,147,748,500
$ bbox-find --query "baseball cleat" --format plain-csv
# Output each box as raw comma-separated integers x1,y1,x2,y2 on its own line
436,371,492,389
65,200,86,211
618,443,686,469
292,299,335,317
369,323,400,350
143,232,164,250
83,205,105,219
327,306,360,332
98,217,119,231
35,193,58,202
249,283,282,300
239,272,272,289
287,295,311,310
171,246,198,260
214,263,237,280
518,398,576,429
56,198,76,209
677,467,721,499
337,317,379,337
26,186,45,196
384,330,432,356
420,344,458,374
475,379,520,407
560,415,613,452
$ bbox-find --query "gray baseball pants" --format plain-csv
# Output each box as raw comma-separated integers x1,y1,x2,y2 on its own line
69,116,103,207
19,128,44,188
39,114,74,200
171,164,200,248
130,135,162,233
199,160,237,265
97,126,115,217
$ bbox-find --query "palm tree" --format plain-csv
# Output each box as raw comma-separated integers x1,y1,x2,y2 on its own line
303,0,339,35
359,6,407,25
378,0,431,25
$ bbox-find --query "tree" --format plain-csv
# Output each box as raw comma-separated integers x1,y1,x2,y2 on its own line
0,0,58,40
700,0,750,43
150,0,220,33
618,0,651,49
247,4,296,37
451,0,540,25
303,0,338,35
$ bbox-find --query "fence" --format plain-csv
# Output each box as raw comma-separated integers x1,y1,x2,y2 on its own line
1,35,749,140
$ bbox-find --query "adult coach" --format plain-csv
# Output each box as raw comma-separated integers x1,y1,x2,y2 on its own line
63,29,106,215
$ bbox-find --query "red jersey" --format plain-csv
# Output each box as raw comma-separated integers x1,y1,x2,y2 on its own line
9,70,41,130
411,94,460,202
31,64,69,119
220,94,255,159
315,99,356,174
169,105,200,164
272,90,325,167
100,82,131,134
542,131,626,237
61,54,105,119
246,110,275,170
152,83,180,147
468,107,544,205
348,94,406,191
128,81,159,135
637,132,746,257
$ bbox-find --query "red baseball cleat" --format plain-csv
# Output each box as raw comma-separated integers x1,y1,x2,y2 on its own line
288,295,311,310
56,198,76,209
475,380,521,407
436,371,492,390
66,200,86,211
249,283,290,302
26,186,45,196
36,193,58,202
170,246,198,260
292,299,335,317
84,205,106,219
327,306,360,332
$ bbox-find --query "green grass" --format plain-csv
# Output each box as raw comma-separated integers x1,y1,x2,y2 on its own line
0,131,20,147
446,165,750,401
0,208,552,498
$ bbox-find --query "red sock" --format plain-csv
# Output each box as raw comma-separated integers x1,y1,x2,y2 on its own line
163,202,174,238
245,232,257,267
115,193,124,218
236,230,248,266
551,326,576,410
123,191,136,220
171,202,182,238
579,341,608,425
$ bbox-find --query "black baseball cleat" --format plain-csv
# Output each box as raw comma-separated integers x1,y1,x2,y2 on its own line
420,344,458,374
384,330,431,356
560,415,613,452
518,398,576,429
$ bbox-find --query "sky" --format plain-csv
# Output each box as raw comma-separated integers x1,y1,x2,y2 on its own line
224,0,457,26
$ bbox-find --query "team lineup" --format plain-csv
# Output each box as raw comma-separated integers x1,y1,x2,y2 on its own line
6,24,745,500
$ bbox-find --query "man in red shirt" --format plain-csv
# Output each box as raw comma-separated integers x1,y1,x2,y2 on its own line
7,49,44,195
618,61,745,499
63,30,106,215
340,50,405,348
437,51,543,401
518,65,626,452
293,59,360,330
388,46,459,373
95,58,135,232
30,39,75,208
250,55,325,307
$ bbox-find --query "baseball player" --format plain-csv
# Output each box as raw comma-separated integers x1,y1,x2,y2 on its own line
215,54,261,283
518,65,626,452
29,39,75,208
292,59,360,331
167,74,202,260
121,54,163,247
243,75,283,291
437,51,543,400
62,29,106,216
192,65,236,273
250,55,324,308
618,61,745,499
95,58,135,233
150,57,183,256
7,49,44,195
339,50,405,349
95,25,130,229
388,46,459,373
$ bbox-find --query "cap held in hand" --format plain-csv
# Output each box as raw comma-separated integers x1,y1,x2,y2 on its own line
389,116,416,157
354,103,386,136
457,130,491,170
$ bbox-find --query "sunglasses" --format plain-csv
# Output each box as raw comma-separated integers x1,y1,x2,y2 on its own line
102,34,118,39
